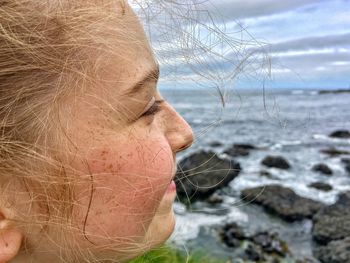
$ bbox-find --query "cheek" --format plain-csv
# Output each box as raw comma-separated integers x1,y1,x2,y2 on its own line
73,139,174,245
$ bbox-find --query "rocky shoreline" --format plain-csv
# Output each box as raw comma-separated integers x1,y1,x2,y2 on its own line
175,129,350,263
318,89,350,95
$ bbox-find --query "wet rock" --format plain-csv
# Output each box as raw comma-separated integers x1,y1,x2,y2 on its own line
329,130,350,139
241,185,324,221
219,222,246,248
251,232,288,256
260,170,274,179
320,147,350,157
312,191,350,245
219,222,292,262
313,237,350,263
312,163,333,175
244,243,265,262
233,144,257,150
224,143,257,157
209,141,223,147
319,89,350,95
345,165,350,174
341,158,350,166
175,151,241,203
261,156,291,169
341,158,350,174
207,193,224,204
309,182,332,192
296,258,320,263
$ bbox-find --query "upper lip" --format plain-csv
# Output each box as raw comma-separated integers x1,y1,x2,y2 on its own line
171,165,178,182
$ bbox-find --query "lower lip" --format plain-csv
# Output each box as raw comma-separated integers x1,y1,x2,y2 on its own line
166,180,176,193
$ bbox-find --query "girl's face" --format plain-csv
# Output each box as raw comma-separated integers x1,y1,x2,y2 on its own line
62,2,193,261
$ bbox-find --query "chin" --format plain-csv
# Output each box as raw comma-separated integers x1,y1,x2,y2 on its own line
116,210,175,262
145,209,176,249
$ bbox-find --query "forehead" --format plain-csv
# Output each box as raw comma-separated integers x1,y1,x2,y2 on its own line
92,2,157,97
61,2,158,143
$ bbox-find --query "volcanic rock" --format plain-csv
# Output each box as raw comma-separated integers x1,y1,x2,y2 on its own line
308,182,332,192
341,158,350,166
220,222,289,261
341,158,350,174
345,165,350,174
220,222,246,248
209,141,223,147
319,89,350,95
320,147,350,157
329,130,350,139
175,150,241,203
312,163,333,175
251,231,288,257
241,185,324,221
313,237,350,263
244,244,265,261
312,191,350,245
224,143,257,157
261,156,291,169
260,170,274,179
207,193,224,204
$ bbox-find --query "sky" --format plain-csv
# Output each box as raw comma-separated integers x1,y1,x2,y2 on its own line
134,0,350,90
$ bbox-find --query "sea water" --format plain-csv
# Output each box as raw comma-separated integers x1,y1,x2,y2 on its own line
162,87,350,260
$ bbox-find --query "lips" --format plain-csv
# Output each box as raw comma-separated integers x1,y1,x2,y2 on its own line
166,180,176,192
171,164,177,182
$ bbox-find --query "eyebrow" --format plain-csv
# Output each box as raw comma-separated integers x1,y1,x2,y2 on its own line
122,65,160,97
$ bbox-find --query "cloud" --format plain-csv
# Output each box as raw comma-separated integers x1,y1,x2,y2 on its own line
134,0,350,88
204,0,325,21
272,51,350,70
266,32,350,53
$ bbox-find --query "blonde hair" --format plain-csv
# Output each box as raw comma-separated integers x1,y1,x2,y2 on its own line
0,0,133,261
0,0,268,261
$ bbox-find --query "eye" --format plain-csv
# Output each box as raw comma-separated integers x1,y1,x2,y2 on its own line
140,99,164,117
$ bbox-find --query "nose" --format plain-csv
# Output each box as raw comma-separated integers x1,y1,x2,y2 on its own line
163,105,194,153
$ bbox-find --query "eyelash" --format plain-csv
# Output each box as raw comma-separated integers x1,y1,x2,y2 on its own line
141,100,163,117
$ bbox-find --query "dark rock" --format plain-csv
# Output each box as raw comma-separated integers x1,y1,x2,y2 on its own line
207,193,223,204
220,222,292,261
312,163,333,175
241,185,324,221
309,182,333,192
296,258,319,263
342,158,350,166
209,141,223,147
312,191,350,245
260,170,274,179
175,151,241,203
345,164,350,174
244,244,265,262
224,143,257,157
220,222,246,248
261,156,291,169
329,130,350,139
321,147,350,157
319,89,350,94
313,237,350,263
251,232,288,256
341,158,350,174
233,144,257,150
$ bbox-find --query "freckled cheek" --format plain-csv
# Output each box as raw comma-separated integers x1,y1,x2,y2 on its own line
73,142,174,242
94,142,173,198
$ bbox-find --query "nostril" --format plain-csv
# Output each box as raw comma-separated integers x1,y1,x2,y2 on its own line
176,131,194,153
177,142,192,152
166,107,194,153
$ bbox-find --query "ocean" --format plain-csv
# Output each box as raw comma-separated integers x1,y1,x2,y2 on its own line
161,87,350,261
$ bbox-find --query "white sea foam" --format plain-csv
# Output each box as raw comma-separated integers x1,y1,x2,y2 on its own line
170,203,225,245
291,90,304,95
